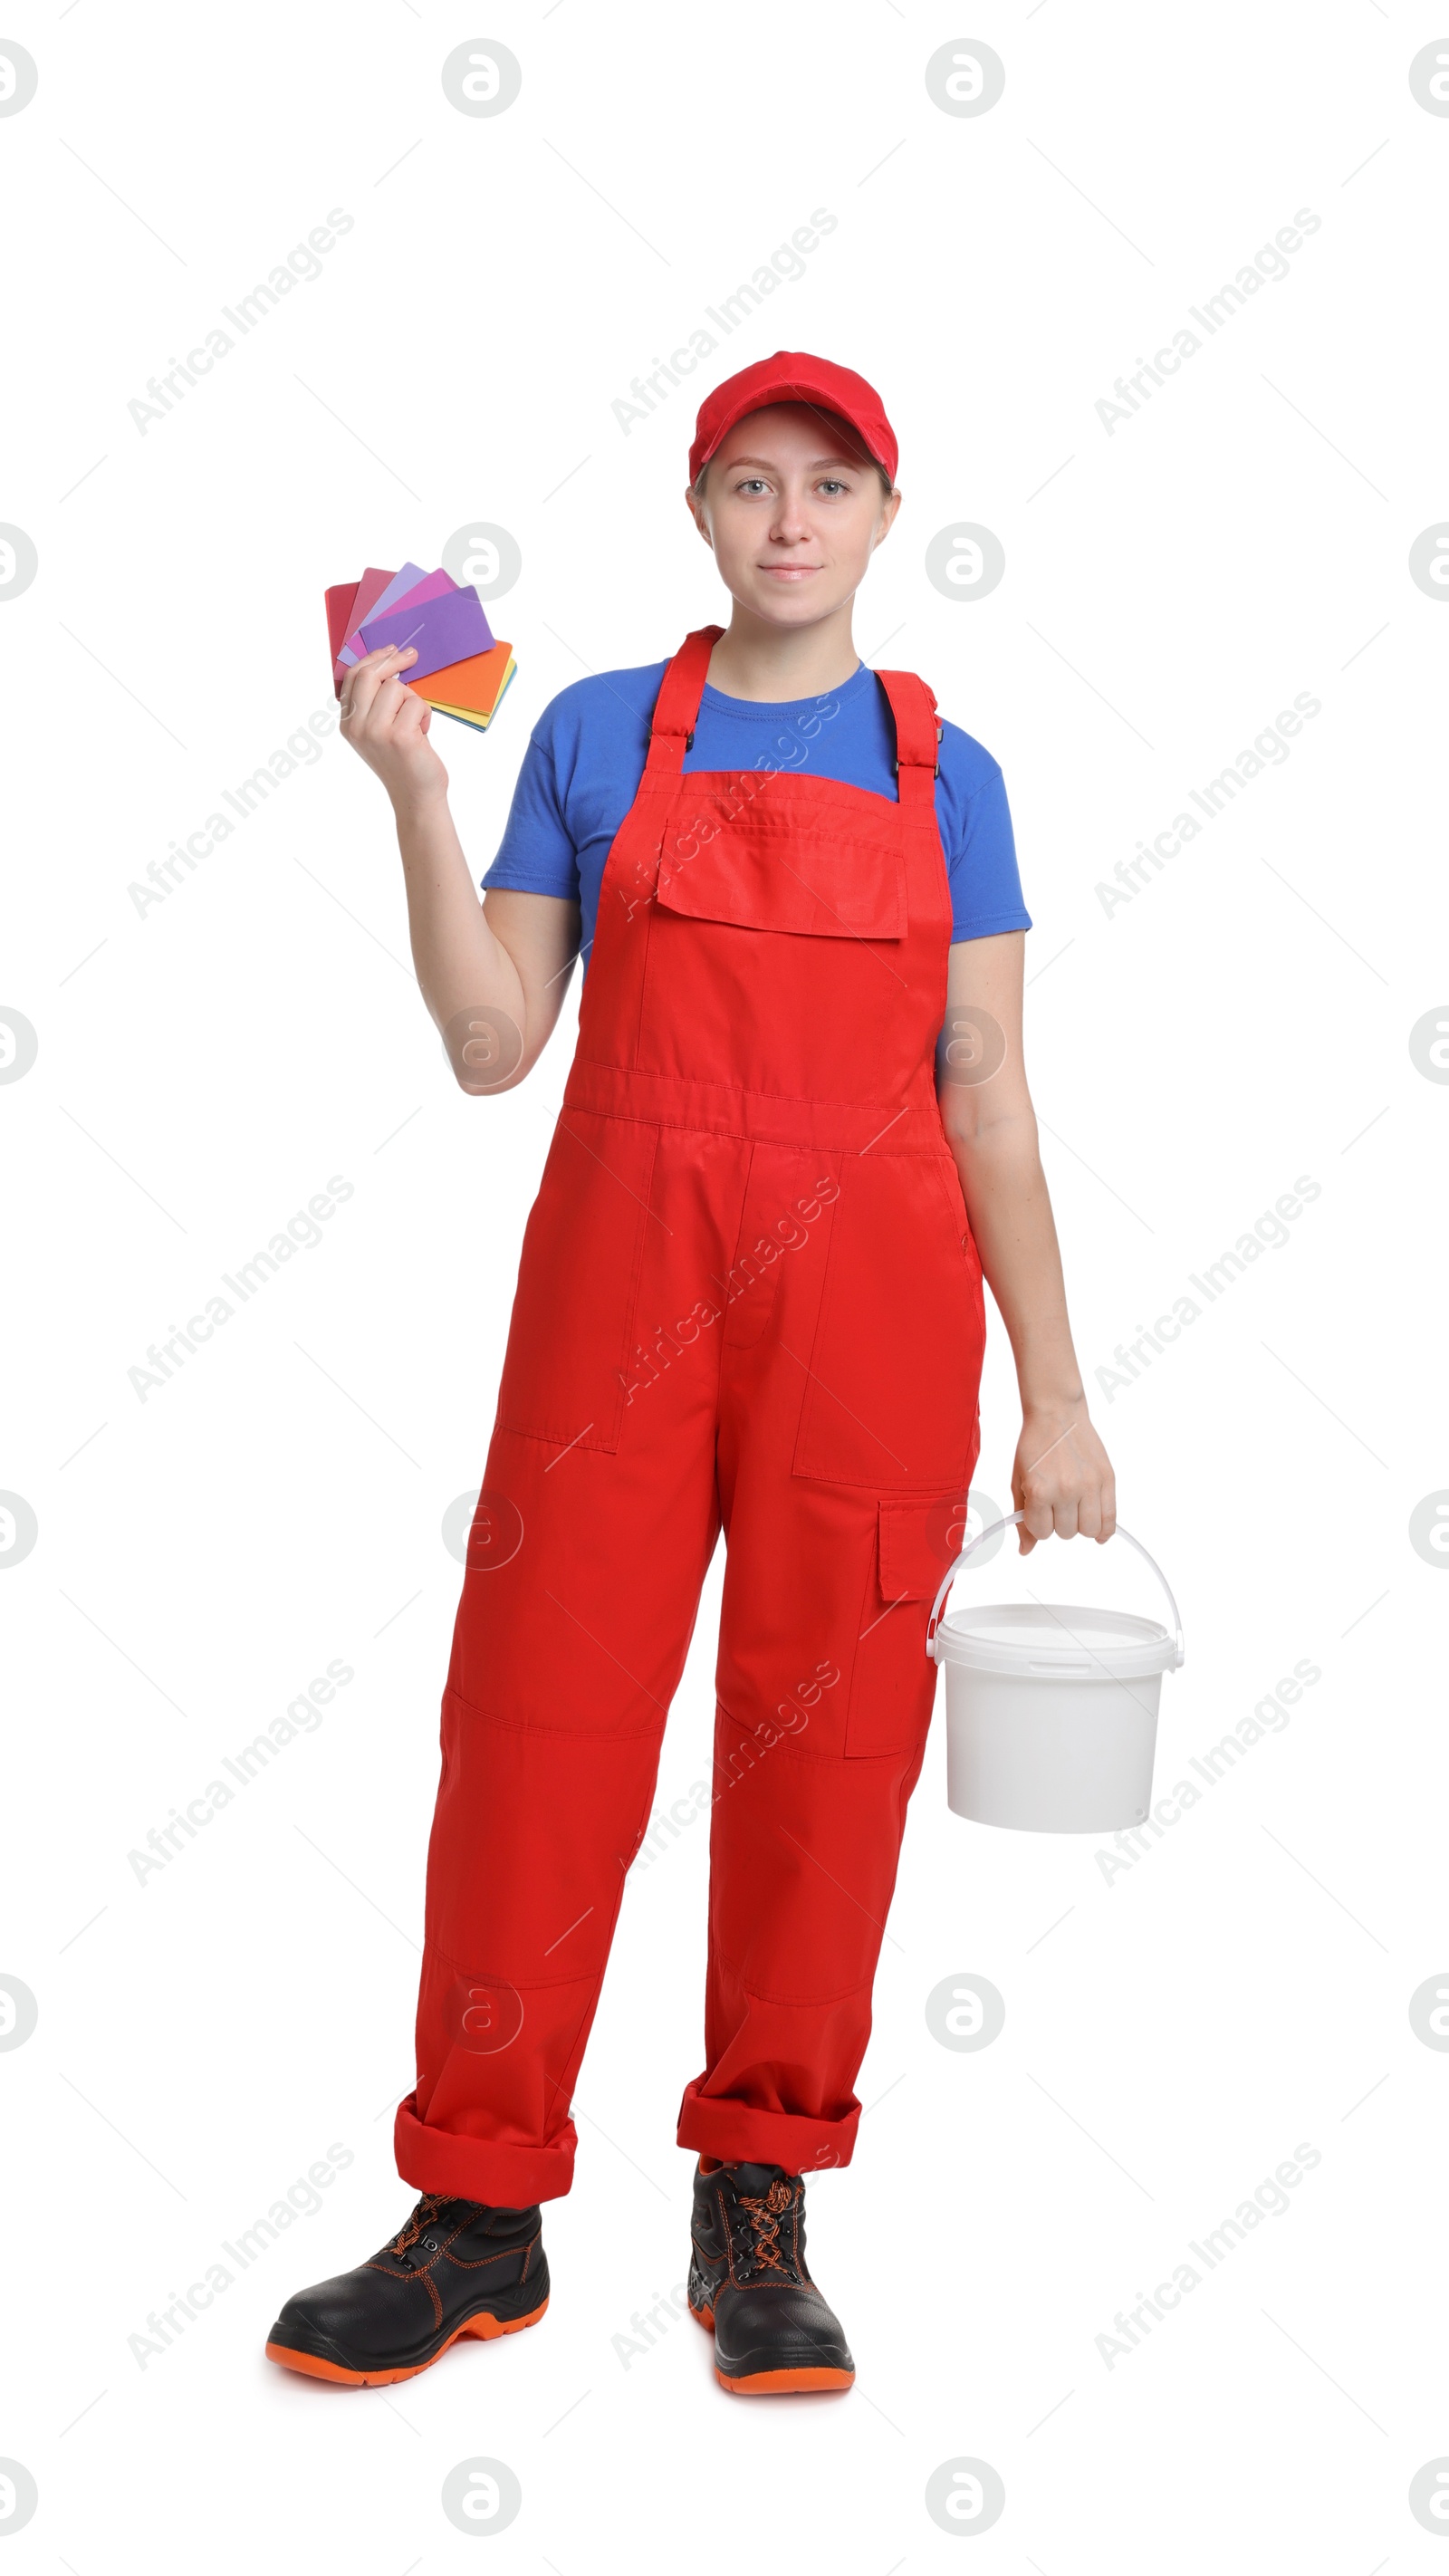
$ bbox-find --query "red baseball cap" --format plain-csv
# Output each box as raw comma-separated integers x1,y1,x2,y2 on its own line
688,351,897,489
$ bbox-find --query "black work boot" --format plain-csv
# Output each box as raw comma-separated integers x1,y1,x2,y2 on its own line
687,2159,854,2394
265,2192,548,2386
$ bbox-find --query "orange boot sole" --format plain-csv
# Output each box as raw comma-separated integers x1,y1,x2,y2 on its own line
265,2294,549,2389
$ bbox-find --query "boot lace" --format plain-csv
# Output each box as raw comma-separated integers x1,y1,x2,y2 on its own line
735,2176,797,2275
388,2193,448,2264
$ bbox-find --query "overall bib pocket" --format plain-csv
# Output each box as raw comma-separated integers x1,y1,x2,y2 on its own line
636,780,909,1093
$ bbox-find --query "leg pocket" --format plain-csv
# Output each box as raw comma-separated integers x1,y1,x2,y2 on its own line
494,1113,659,1456
792,1153,984,1490
846,1493,974,1754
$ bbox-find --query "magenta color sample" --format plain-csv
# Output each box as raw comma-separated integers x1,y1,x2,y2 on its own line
339,566,458,668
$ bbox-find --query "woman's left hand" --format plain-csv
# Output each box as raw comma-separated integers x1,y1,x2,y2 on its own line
1011,1404,1116,1554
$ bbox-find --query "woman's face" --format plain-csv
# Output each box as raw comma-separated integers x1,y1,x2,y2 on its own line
688,403,899,629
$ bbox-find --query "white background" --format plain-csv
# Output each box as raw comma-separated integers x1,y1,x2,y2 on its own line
3,2,1447,2567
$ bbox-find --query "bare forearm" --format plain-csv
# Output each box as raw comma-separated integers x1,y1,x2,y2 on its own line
341,643,578,1094
391,787,523,1033
947,1111,1085,1412
936,931,1114,1544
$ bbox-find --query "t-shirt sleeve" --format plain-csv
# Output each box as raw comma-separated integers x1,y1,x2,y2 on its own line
479,723,581,904
942,746,1032,942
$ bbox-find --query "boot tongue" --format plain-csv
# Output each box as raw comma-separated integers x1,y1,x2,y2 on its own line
446,2197,539,2235
387,2195,534,2265
723,2162,791,2196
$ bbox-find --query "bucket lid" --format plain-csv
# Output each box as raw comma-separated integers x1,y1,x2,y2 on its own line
935,1600,1176,1680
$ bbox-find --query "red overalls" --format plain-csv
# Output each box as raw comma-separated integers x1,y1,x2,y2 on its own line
395,626,986,2206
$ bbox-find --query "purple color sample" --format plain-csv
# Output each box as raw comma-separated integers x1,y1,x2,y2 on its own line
357,587,495,678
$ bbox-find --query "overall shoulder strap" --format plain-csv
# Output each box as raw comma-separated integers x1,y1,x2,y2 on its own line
644,626,725,774
874,667,942,804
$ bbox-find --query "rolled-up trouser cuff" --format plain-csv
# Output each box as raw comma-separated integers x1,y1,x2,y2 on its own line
394,2091,576,2206
675,2075,860,2175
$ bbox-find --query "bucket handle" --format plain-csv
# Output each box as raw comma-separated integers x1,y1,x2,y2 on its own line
925,1511,1185,1668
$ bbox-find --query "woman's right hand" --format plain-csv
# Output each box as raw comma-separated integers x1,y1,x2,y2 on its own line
338,644,450,810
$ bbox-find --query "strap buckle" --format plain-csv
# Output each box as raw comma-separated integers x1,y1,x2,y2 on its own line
891,724,943,781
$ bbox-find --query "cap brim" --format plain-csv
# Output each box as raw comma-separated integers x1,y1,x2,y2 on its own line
700,386,886,477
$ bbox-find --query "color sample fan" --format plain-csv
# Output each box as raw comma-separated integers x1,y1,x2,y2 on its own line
324,563,515,731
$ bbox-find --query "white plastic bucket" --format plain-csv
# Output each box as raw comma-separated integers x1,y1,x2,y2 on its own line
926,1514,1185,1833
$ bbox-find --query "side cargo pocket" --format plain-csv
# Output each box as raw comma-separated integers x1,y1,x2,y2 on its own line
844,1490,978,1756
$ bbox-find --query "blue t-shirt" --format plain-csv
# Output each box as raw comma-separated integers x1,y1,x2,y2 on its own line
480,658,1030,968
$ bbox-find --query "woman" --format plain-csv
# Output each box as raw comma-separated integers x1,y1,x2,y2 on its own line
267,351,1115,2398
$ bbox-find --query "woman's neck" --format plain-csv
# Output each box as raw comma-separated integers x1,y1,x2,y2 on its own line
704,602,861,703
